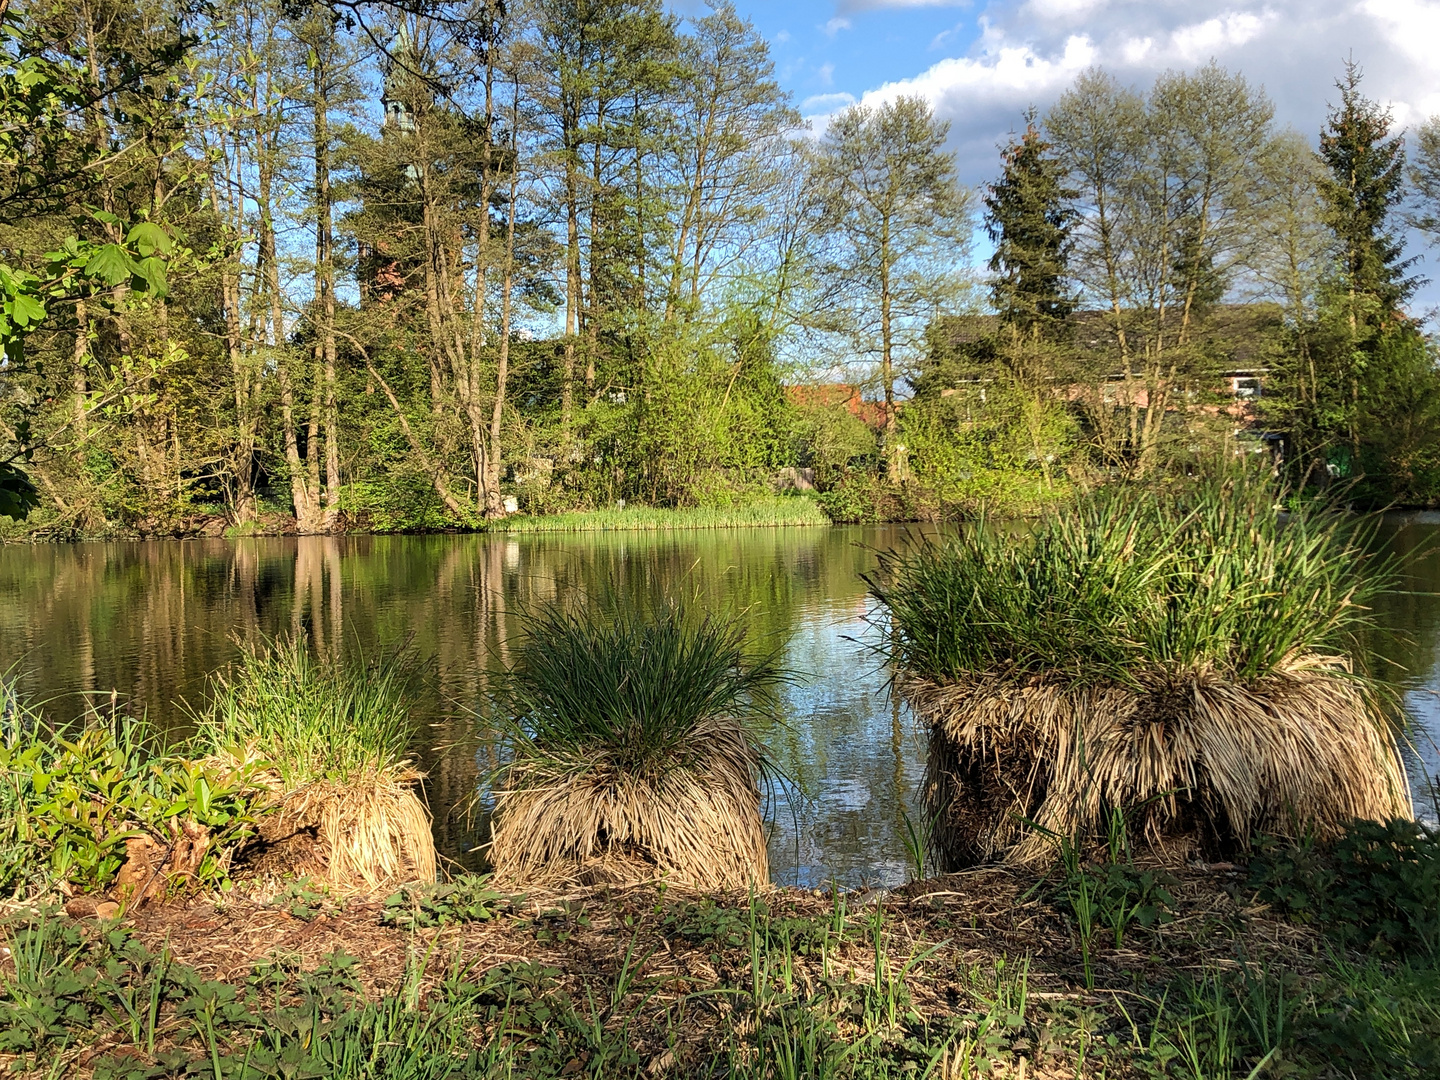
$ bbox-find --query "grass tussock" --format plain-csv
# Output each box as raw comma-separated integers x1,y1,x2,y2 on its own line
192,636,436,889
487,606,783,890
869,477,1412,867
494,495,829,533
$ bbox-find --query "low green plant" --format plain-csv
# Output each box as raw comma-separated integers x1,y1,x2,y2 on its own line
899,804,934,882
270,880,333,922
382,875,504,930
0,704,255,898
1251,817,1440,956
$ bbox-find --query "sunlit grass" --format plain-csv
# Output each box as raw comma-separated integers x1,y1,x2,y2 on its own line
494,495,830,533
190,635,422,786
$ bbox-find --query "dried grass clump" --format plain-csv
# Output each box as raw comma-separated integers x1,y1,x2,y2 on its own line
486,606,781,890
489,716,767,889
193,635,437,889
871,476,1413,868
905,660,1410,868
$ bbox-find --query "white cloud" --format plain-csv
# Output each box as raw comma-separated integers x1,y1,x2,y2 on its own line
1169,11,1272,63
803,91,859,111
824,16,851,35
1023,0,1107,20
838,0,969,10
774,29,791,43
839,33,1097,112
818,62,836,86
813,1,1440,184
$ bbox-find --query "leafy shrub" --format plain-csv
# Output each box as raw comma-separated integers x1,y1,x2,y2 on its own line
0,710,254,898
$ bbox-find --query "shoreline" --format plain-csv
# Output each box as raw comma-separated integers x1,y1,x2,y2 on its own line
0,495,838,543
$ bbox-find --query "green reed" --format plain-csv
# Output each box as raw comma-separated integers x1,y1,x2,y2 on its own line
494,495,829,533
190,634,422,786
494,605,786,772
869,475,1393,686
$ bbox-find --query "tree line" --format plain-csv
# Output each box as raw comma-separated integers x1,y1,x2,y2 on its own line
2,0,1439,535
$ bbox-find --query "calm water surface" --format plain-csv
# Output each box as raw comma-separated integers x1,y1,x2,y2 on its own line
3,520,1439,887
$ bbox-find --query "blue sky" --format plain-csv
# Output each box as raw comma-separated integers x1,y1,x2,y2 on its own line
668,0,1440,312
681,1,1440,181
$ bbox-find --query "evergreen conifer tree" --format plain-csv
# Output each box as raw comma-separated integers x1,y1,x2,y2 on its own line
984,112,1075,338
1271,60,1440,503
1316,60,1416,328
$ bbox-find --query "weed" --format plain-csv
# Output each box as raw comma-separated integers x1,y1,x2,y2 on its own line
382,875,504,930
270,879,333,922
1251,816,1440,956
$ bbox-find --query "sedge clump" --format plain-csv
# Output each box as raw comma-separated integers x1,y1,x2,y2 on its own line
869,476,1412,868
486,605,783,890
191,635,436,889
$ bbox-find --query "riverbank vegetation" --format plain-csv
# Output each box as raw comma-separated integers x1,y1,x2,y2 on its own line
870,477,1412,870
4,530,1440,1072
6,3,1440,539
0,637,434,912
192,637,437,888
493,496,830,534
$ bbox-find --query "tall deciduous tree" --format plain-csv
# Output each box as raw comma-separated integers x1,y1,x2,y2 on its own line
1048,64,1277,474
812,96,970,473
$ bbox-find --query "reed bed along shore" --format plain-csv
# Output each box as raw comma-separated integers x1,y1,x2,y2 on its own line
870,477,1413,869
492,495,830,532
485,606,781,890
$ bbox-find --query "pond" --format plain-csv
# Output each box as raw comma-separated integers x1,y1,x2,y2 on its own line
3,519,1439,888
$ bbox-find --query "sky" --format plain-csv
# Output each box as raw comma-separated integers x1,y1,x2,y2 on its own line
669,0,1440,313
675,0,1440,181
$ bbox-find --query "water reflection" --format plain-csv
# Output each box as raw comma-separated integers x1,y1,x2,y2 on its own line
4,518,1438,885
1373,517,1440,814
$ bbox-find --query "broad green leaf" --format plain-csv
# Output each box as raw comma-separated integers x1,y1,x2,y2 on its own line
126,221,172,256
83,244,136,286
135,256,169,298
8,292,45,327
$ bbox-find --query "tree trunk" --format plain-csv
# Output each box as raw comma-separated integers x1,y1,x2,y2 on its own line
314,46,341,531
485,78,522,518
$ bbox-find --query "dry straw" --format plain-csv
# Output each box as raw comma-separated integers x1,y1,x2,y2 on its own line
870,477,1413,868
485,606,781,889
193,636,437,889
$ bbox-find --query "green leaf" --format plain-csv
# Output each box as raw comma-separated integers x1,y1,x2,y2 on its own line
8,292,45,327
83,244,137,287
125,221,172,257
135,256,168,298
0,462,39,521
